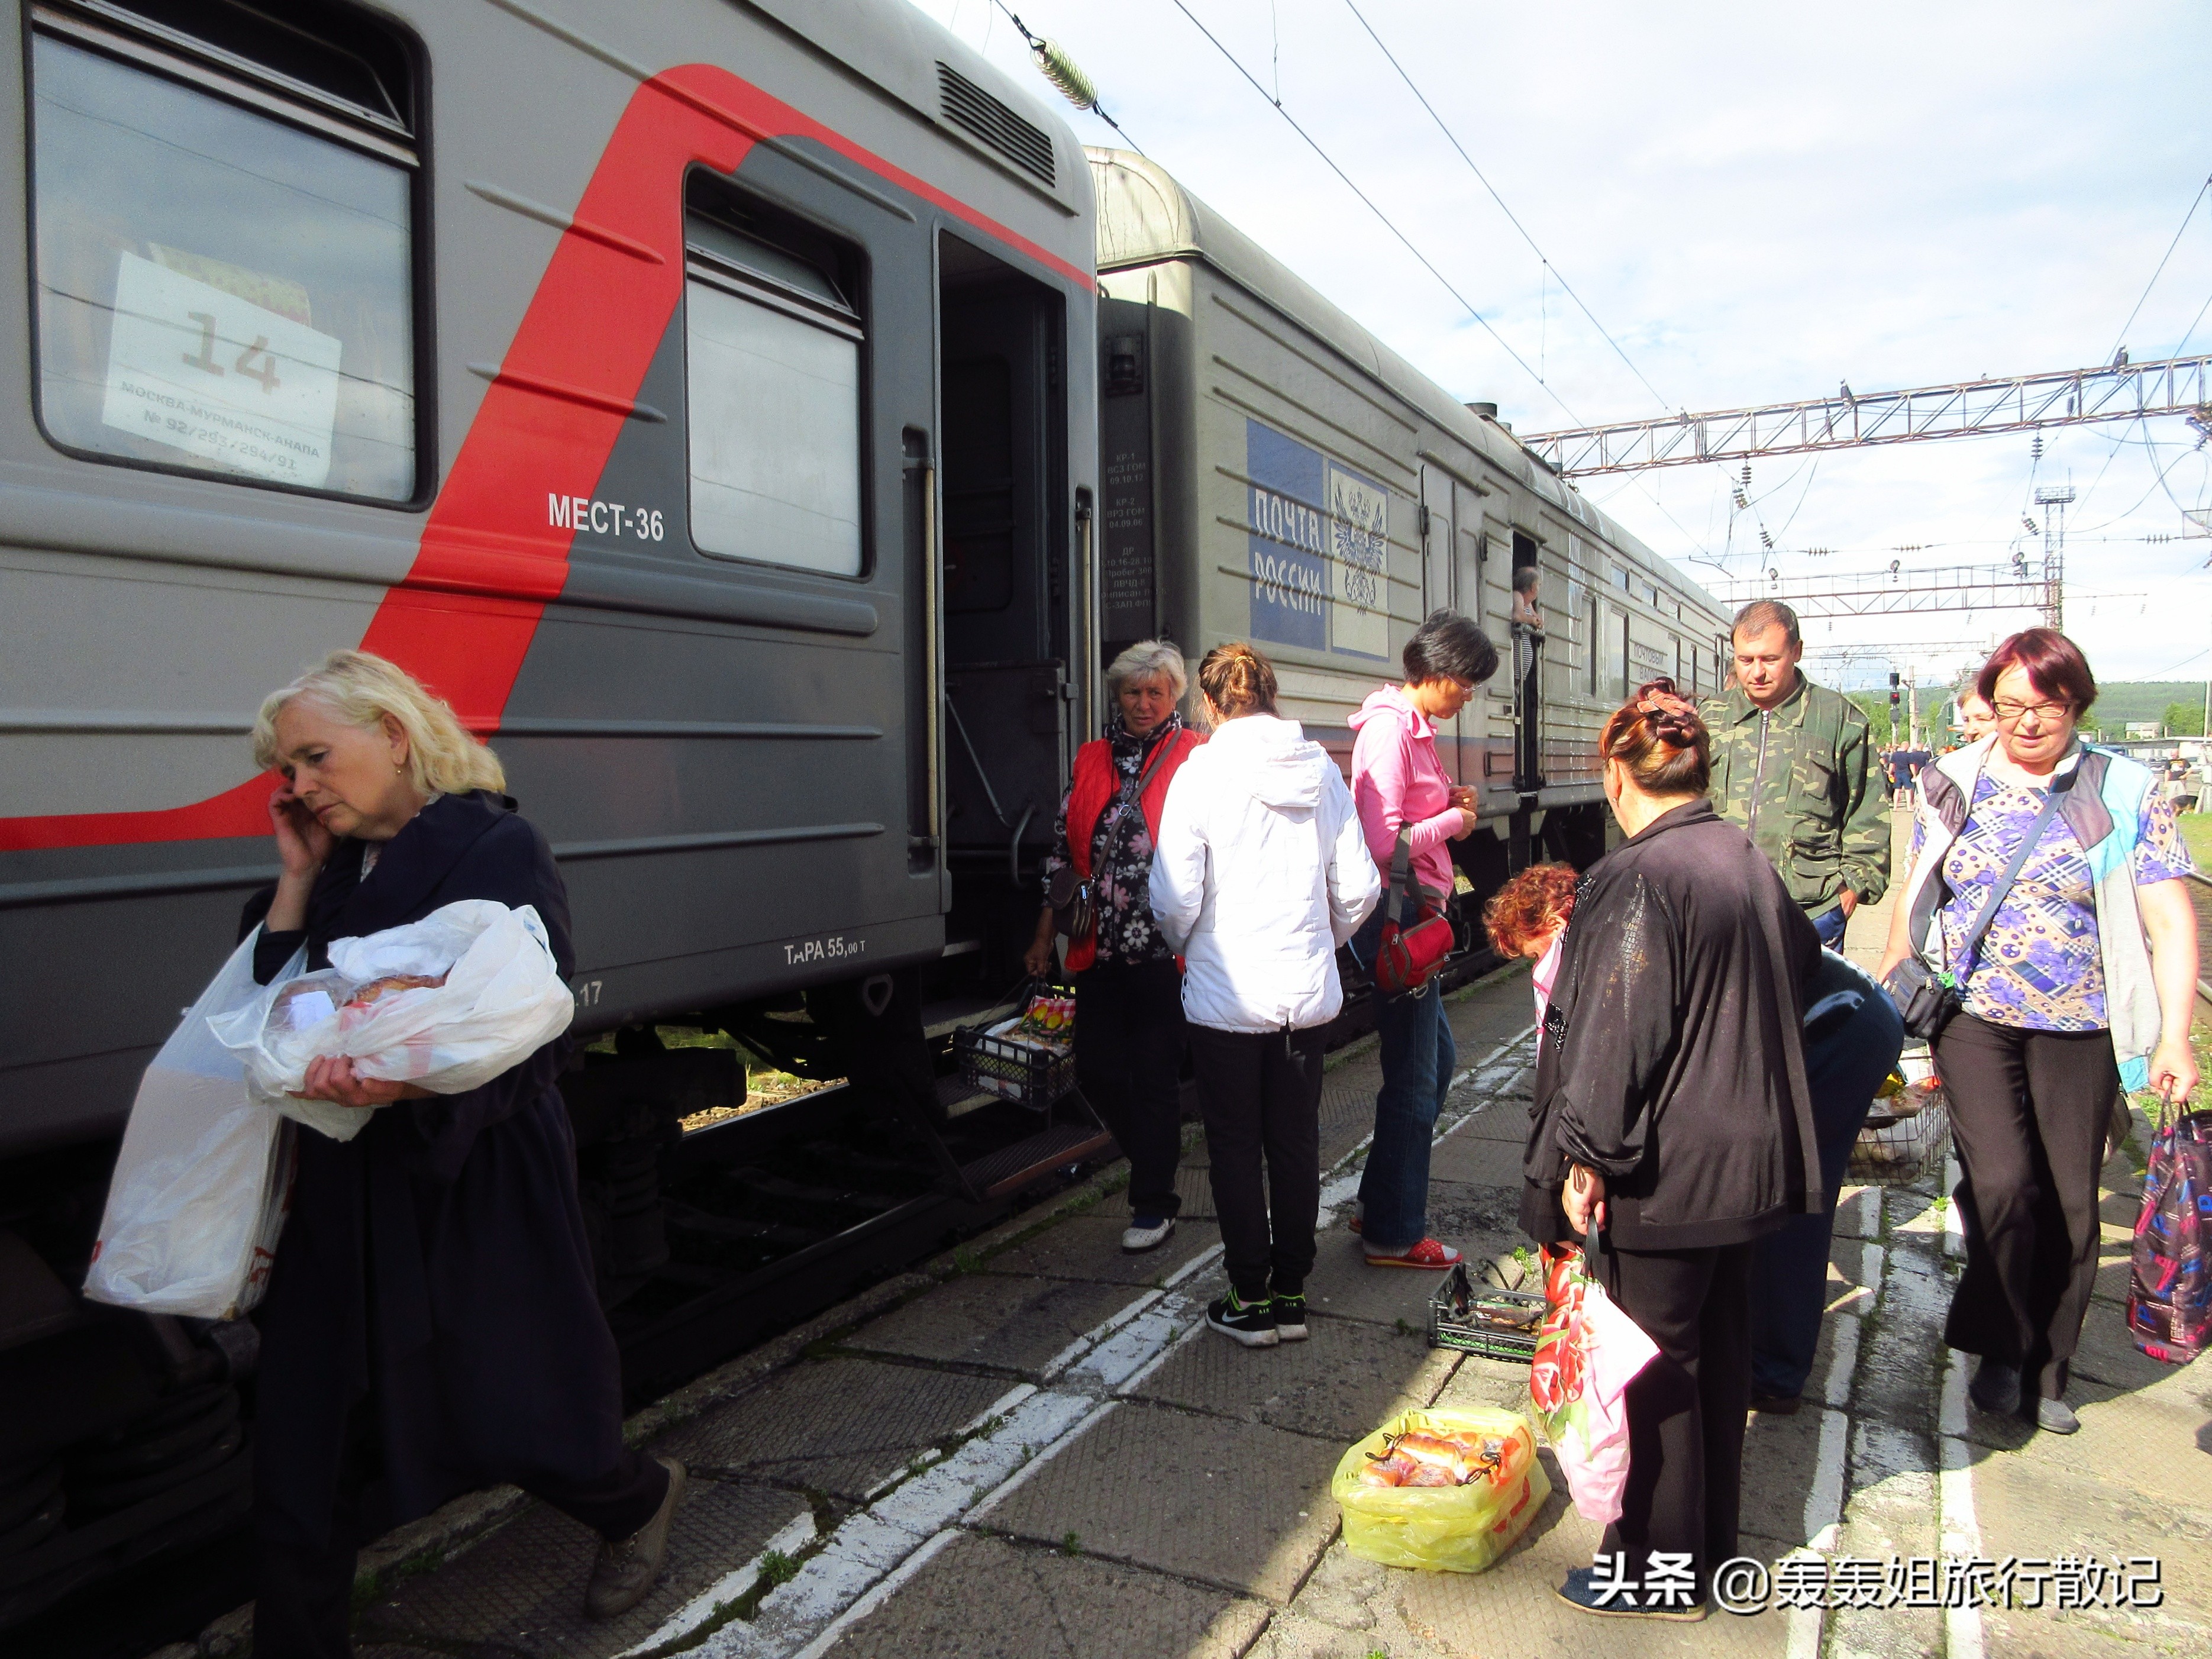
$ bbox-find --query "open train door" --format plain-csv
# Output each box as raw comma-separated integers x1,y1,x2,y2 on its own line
936,234,1074,983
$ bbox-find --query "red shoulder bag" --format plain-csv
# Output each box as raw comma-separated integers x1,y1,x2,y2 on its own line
1373,827,1455,996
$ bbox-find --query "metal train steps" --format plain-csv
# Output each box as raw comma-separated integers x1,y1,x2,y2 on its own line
957,1119,1115,1200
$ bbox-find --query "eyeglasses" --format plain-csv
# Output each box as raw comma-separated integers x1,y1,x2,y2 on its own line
1992,698,2074,725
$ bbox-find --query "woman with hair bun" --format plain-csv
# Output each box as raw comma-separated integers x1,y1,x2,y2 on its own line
1149,643,1380,1347
1524,680,1822,1621
242,651,681,1652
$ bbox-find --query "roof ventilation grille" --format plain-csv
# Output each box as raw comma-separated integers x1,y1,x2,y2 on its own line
937,62,1055,187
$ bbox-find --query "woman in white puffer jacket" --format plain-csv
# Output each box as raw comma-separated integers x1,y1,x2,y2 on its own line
1149,643,1381,1347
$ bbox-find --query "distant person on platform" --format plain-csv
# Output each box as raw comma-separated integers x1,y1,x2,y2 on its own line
1957,688,1997,744
1701,599,1890,950
1700,599,1900,1418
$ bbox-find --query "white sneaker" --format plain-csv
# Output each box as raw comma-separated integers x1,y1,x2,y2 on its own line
1121,1215,1175,1253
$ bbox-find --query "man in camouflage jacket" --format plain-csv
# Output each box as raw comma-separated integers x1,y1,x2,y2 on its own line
1704,598,1904,1419
1699,599,1890,948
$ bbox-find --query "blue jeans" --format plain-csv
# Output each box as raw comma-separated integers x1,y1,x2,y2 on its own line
1351,912,1457,1252
1811,903,1849,948
1748,950,1906,1399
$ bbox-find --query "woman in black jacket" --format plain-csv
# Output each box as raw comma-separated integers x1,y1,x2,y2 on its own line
241,651,680,1657
1524,680,1822,1620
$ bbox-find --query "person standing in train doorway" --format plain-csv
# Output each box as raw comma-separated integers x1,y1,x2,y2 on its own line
1699,599,1900,1416
1347,611,1500,1269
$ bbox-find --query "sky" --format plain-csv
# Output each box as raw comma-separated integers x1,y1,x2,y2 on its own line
912,0,2212,694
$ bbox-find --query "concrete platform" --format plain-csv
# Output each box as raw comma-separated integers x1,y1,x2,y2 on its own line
655,1355,1013,1501
841,1273,1146,1376
985,1399,1345,1603
822,1532,1270,1659
159,909,2212,1659
1129,1312,1455,1442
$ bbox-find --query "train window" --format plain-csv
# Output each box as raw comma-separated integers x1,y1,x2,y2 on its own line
684,188,864,577
1607,607,1629,699
28,9,418,501
1588,593,1601,695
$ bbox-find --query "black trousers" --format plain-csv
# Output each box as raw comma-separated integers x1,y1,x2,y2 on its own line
1935,1013,2118,1400
254,1400,669,1659
1594,1241,1754,1592
1075,959,1188,1219
1187,1022,1326,1301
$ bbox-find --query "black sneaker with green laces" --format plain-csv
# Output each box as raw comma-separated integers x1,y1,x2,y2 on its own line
1270,1294,1308,1341
1206,1290,1279,1347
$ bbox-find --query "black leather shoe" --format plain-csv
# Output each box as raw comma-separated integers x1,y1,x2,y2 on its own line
1968,1358,2022,1415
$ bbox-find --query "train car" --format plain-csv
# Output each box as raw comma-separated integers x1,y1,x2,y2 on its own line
1089,149,1731,883
0,0,1102,1626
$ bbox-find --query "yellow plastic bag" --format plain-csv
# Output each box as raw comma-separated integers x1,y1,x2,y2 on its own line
1331,1406,1551,1574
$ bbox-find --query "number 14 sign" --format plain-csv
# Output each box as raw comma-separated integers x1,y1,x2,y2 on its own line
100,252,344,489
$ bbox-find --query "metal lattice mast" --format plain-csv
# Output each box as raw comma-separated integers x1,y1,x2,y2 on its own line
1521,353,2212,475
2033,486,2074,630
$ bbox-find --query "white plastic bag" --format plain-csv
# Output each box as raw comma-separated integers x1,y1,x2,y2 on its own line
209,900,574,1139
83,935,298,1319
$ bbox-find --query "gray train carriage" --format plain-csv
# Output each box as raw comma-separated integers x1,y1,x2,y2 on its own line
0,0,1102,1624
1090,149,1730,888
1,0,1100,1151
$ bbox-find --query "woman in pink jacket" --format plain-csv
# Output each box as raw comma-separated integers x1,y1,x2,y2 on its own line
1348,610,1499,1267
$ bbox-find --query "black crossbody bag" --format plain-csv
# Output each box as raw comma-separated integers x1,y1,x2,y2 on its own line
1883,771,2071,1041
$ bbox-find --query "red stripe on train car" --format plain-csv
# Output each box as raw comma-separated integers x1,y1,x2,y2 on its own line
0,62,1087,853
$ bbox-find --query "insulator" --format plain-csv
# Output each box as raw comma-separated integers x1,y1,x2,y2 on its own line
2031,435,2045,460
1032,40,1097,109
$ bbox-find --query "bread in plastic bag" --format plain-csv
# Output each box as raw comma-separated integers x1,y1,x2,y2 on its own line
83,934,298,1319
1331,1406,1550,1573
209,899,574,1141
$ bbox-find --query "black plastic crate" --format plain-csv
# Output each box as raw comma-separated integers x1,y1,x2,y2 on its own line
952,1022,1076,1112
1426,1260,1546,1362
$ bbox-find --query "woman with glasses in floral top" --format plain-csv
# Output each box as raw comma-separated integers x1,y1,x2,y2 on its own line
1880,628,2199,1435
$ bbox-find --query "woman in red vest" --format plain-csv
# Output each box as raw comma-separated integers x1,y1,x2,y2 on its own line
1025,640,1204,1251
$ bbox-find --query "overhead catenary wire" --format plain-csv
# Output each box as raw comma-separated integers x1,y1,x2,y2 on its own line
1338,0,1675,419
1165,2,1730,563
987,2,1144,153
2107,174,2211,364
1168,1,1556,415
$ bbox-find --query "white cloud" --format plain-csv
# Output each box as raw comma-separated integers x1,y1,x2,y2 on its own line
915,0,2212,686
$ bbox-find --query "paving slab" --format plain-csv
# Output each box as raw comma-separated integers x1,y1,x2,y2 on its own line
1098,1164,1220,1219
820,1532,1270,1659
1429,1354,1533,1416
1300,1227,1517,1329
986,1399,1344,1603
980,1213,1222,1288
1317,1075,1384,1160
2069,1300,2184,1392
361,1474,805,1657
654,1354,1012,1501
1422,1176,1527,1243
1425,1128,1528,1190
1446,1100,1526,1144
1393,1460,1793,1657
1131,1313,1456,1442
1735,1400,1834,1549
842,1273,1144,1376
1971,1454,2212,1654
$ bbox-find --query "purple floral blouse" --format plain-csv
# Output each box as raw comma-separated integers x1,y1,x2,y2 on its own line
1910,766,2193,1031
